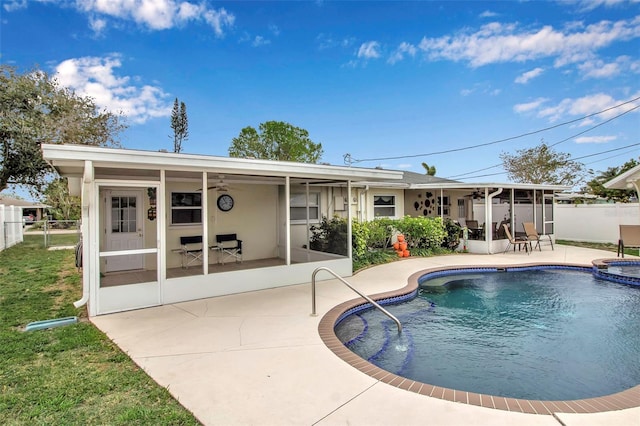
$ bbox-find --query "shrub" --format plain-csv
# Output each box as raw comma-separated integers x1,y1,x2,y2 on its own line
310,216,348,256
393,216,446,250
441,218,462,249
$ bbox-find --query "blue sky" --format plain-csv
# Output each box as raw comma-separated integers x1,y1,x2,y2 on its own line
2,0,639,184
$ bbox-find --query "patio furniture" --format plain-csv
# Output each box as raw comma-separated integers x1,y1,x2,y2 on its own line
178,236,205,268
216,234,243,264
522,222,553,251
466,220,482,240
617,225,640,258
503,224,530,254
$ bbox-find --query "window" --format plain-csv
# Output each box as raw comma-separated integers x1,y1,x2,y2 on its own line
171,192,202,225
438,196,450,216
290,192,319,223
457,199,465,218
111,196,137,233
374,195,396,217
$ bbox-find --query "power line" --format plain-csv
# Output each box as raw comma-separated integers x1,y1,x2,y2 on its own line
568,142,640,162
549,104,640,147
584,148,640,166
445,106,640,179
450,142,640,180
348,95,640,164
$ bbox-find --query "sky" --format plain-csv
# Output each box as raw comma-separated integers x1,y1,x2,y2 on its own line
2,0,639,187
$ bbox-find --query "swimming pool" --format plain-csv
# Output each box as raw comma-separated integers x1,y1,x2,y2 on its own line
333,266,640,403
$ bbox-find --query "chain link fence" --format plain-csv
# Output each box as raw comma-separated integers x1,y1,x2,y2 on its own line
22,220,81,249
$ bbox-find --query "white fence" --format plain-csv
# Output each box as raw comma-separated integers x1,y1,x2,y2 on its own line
0,205,24,251
555,203,640,243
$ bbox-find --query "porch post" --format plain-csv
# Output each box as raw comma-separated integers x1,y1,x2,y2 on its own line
201,172,209,274
533,189,538,232
347,180,353,261
159,170,166,288
285,176,291,266
305,182,310,261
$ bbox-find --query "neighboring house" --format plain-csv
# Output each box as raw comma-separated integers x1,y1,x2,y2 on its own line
604,163,640,196
0,195,48,222
42,144,568,316
554,192,612,204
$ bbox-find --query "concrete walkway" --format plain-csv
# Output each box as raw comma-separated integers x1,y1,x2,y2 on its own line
91,246,640,426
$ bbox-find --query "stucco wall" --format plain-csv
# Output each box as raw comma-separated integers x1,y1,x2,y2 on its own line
165,182,278,269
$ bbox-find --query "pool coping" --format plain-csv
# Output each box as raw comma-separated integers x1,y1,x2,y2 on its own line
318,261,640,416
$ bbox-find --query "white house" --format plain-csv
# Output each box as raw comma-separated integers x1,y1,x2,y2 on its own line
43,144,568,316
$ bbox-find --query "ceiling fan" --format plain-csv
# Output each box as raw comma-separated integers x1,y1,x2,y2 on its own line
208,175,229,192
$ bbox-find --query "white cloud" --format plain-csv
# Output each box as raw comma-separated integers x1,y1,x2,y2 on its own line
574,135,617,143
252,36,270,47
479,10,498,18
54,55,172,124
316,33,355,50
387,42,417,64
578,55,640,79
3,0,27,12
513,97,549,113
72,0,234,35
357,41,381,59
417,16,640,73
515,67,545,84
520,92,640,123
89,16,107,35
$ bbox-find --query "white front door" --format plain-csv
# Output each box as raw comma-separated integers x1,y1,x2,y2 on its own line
105,190,144,272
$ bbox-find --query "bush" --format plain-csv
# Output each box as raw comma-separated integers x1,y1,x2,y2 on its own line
393,216,446,250
442,218,462,249
310,216,348,256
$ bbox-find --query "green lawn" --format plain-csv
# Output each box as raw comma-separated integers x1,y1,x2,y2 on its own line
0,238,200,425
556,239,640,256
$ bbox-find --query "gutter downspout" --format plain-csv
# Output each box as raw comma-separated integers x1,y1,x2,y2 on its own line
73,160,92,308
486,187,503,254
630,181,640,219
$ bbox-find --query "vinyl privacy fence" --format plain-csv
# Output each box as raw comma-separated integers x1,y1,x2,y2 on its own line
0,205,23,251
555,203,640,243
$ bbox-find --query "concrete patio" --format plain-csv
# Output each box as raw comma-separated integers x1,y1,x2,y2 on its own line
91,245,640,426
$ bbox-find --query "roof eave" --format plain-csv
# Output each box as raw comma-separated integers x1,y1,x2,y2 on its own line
42,144,404,182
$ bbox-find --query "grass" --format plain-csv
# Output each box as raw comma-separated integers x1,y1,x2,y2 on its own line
0,237,201,425
556,239,640,256
23,232,80,248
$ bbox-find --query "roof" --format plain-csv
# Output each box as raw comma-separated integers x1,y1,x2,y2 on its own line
603,164,640,190
0,195,47,208
41,144,404,183
399,170,460,185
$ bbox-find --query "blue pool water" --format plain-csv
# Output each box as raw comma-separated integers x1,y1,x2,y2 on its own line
335,268,640,401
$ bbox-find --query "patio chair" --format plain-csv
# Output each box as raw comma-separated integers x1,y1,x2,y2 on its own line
617,225,640,258
503,224,530,254
216,234,243,264
178,236,204,268
522,222,553,251
466,220,481,240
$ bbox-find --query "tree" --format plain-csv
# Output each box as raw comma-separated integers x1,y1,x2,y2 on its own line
584,157,639,201
499,143,585,186
0,65,125,195
43,177,80,220
421,162,436,176
229,121,323,163
170,98,188,153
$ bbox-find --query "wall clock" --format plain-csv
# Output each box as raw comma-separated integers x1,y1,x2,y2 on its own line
217,194,234,212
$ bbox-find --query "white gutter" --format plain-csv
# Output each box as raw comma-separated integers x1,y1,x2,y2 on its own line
485,187,503,254
73,161,92,308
